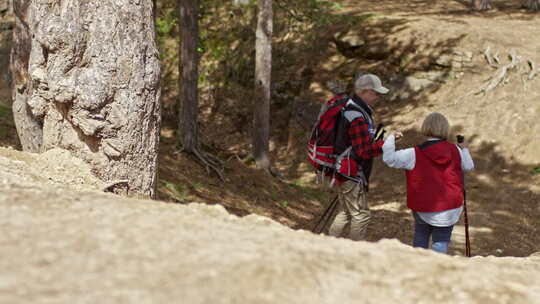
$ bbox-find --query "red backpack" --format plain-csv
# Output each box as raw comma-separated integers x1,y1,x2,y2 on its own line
307,94,349,174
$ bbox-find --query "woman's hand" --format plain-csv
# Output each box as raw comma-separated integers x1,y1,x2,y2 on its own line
456,135,468,149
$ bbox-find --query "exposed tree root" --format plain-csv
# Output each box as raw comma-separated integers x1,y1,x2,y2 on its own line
474,49,539,95
483,46,499,69
103,180,130,193
473,0,493,11
269,167,283,179
475,51,521,95
226,154,244,162
176,147,225,182
522,0,540,10
527,60,539,80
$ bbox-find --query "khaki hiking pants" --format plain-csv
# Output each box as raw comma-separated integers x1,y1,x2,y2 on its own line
328,180,370,241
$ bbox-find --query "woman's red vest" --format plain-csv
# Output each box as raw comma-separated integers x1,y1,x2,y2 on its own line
406,140,464,212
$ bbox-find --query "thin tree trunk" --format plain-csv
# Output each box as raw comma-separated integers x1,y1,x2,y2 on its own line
153,0,157,23
175,0,224,180
178,0,200,152
472,0,493,10
10,0,42,152
522,0,540,10
253,0,272,172
21,0,161,198
0,1,11,89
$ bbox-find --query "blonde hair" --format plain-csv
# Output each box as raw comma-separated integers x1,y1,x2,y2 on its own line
421,112,450,140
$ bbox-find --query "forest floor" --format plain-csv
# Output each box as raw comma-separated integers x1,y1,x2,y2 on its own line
0,0,539,258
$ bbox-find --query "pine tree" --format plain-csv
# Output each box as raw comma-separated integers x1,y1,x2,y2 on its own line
178,0,224,180
522,0,540,10
472,0,493,10
11,0,162,197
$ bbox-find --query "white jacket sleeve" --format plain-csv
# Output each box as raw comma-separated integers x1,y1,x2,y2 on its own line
382,135,416,170
457,146,474,172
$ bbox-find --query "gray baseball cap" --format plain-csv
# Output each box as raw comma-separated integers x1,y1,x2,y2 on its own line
355,74,389,94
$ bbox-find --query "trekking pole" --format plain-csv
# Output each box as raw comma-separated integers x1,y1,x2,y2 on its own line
374,123,383,140
463,191,471,257
312,195,339,234
312,195,338,234
457,135,471,257
374,123,386,142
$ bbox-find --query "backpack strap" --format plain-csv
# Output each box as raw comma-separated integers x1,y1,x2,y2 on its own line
342,100,376,138
343,109,365,123
418,139,444,150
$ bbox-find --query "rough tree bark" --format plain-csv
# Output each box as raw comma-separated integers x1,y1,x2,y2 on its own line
472,0,493,10
522,0,540,10
16,0,162,198
253,0,272,173
10,0,43,152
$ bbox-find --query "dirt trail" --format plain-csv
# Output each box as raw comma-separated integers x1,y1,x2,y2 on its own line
399,10,538,257
126,0,540,257
289,0,540,258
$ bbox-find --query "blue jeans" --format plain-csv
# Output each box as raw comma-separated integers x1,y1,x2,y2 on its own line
412,212,454,254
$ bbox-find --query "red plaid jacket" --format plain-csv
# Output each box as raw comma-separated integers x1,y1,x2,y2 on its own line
349,117,384,160
335,115,384,185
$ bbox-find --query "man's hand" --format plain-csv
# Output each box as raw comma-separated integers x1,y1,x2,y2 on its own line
394,132,403,141
457,142,468,149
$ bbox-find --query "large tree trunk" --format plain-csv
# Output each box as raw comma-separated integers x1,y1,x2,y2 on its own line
522,0,540,10
253,0,272,172
178,0,200,152
19,0,161,198
10,0,42,152
472,0,493,10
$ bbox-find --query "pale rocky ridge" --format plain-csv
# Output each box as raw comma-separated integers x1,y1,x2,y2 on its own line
0,147,539,304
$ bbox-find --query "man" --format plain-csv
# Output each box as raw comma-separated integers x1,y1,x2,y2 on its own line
327,73,388,241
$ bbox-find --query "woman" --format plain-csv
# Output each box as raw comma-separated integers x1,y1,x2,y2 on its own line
382,112,474,254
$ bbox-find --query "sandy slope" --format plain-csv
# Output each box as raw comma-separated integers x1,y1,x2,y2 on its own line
1,147,539,304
